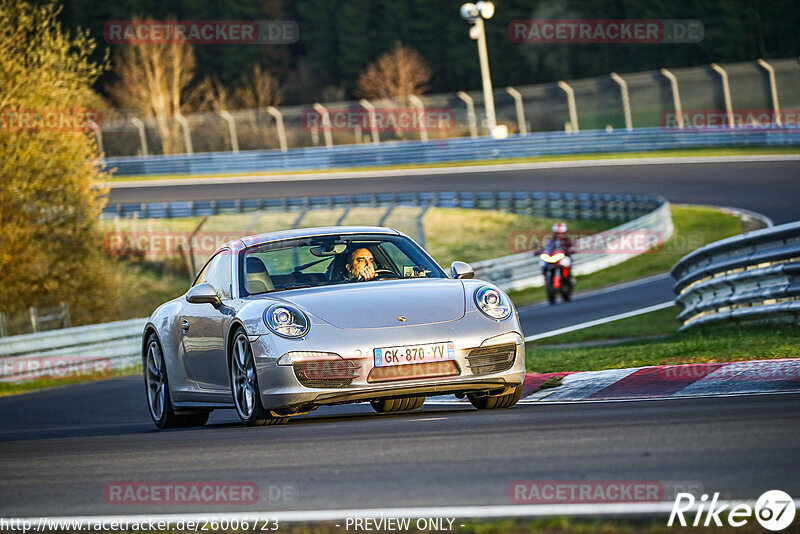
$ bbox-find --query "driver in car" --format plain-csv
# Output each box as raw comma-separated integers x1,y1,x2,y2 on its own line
345,248,377,281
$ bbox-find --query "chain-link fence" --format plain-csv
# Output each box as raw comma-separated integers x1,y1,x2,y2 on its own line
96,58,800,157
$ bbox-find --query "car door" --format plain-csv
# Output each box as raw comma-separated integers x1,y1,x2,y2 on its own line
181,249,234,391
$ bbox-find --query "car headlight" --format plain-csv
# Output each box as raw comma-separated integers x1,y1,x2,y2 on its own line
263,304,309,338
474,285,512,320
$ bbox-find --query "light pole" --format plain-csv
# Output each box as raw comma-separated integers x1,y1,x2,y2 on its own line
460,2,507,139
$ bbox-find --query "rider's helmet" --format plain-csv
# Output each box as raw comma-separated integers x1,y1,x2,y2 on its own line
552,222,568,234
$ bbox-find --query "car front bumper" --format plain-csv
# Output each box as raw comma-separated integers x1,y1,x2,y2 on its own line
250,310,526,412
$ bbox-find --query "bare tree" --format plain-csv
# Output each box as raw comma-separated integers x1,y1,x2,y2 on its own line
108,25,195,154
186,75,230,112
355,43,431,101
234,64,282,109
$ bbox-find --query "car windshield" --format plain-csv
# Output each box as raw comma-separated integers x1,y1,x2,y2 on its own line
240,233,446,295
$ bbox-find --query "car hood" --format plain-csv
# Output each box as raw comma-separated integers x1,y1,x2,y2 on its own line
276,279,466,329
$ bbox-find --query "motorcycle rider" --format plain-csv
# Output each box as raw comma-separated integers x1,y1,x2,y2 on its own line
546,222,575,256
538,222,575,284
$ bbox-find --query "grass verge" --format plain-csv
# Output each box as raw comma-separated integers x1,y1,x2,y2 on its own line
0,367,138,397
107,145,800,183
525,322,800,374
529,305,681,346
508,205,757,308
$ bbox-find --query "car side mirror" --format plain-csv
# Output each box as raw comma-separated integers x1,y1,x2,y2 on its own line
186,283,222,308
451,261,474,279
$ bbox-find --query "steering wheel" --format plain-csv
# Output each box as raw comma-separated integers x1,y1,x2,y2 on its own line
374,269,400,280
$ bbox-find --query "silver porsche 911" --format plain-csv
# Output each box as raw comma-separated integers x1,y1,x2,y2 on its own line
142,226,526,428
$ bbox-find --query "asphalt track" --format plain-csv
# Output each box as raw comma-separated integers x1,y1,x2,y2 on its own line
0,380,798,517
107,159,800,223
1,159,798,519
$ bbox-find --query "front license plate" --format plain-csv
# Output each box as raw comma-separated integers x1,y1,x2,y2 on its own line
374,342,455,367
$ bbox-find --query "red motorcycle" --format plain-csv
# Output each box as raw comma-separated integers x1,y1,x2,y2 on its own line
538,246,574,305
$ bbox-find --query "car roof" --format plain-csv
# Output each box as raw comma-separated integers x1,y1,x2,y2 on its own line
227,226,402,250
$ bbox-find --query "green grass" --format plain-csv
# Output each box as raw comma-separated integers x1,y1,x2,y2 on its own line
530,305,681,346
525,323,800,374
106,145,800,182
0,366,138,397
109,261,192,322
508,205,755,308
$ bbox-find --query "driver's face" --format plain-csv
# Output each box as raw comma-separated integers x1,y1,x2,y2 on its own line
346,248,376,280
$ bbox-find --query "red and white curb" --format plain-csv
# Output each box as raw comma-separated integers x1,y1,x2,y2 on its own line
425,359,800,405
521,358,800,402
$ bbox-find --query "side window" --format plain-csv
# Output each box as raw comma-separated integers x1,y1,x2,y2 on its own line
194,251,232,299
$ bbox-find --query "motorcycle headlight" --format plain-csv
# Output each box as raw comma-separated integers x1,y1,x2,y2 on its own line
539,253,551,262
474,285,512,320
263,304,309,338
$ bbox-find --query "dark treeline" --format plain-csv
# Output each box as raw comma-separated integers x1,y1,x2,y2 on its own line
59,0,800,104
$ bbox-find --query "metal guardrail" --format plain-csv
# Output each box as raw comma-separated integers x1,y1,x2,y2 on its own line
102,190,661,221
103,127,800,177
0,318,145,380
672,221,800,330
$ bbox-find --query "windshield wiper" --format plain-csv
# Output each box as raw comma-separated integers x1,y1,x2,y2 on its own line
270,284,315,292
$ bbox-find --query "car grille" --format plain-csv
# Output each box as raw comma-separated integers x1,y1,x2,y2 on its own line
466,343,517,375
367,360,460,383
293,359,360,388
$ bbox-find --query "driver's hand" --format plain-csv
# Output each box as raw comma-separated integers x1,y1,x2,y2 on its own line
358,262,376,280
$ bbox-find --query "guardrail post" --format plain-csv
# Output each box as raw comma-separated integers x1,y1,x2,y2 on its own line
292,208,309,229
610,73,633,131
130,117,149,156
174,114,194,154
506,87,528,135
218,110,239,153
408,95,428,142
710,63,734,128
359,99,380,144
457,91,478,138
0,312,8,337
757,59,782,126
416,202,433,249
266,106,288,152
660,68,684,129
378,204,395,226
336,206,352,226
557,81,579,132
312,102,334,149
30,307,40,332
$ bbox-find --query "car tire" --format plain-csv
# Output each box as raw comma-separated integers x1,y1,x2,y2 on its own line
230,328,289,427
370,396,425,413
467,386,522,410
144,332,204,429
